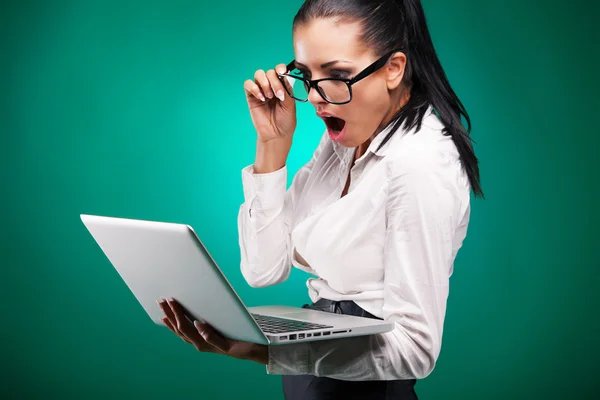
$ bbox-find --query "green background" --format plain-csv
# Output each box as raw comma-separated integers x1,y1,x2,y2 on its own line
2,0,598,398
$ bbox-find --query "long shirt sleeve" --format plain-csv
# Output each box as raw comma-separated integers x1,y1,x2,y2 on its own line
238,134,328,287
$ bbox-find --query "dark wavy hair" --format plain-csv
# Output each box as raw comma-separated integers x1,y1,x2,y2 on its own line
293,0,484,198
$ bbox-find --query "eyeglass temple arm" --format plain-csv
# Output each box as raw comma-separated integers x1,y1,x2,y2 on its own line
284,60,296,73
349,49,403,85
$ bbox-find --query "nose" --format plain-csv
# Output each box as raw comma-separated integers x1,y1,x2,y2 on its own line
307,86,327,106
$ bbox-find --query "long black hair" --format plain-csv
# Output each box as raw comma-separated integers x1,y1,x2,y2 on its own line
293,0,484,198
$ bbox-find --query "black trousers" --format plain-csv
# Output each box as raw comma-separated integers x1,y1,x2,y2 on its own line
281,298,418,400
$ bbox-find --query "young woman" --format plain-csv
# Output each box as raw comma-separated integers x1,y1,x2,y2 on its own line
158,1,483,398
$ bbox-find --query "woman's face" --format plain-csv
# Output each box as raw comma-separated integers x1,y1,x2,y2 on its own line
292,18,407,148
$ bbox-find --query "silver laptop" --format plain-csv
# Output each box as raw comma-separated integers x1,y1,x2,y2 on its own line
80,214,394,345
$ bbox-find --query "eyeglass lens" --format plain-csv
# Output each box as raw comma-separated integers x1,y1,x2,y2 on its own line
285,75,350,103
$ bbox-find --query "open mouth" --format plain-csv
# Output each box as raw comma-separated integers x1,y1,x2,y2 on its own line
324,116,346,133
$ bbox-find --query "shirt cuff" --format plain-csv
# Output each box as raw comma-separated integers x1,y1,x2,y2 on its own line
266,343,311,375
241,164,287,211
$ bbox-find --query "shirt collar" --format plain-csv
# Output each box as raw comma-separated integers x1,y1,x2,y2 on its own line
331,104,434,162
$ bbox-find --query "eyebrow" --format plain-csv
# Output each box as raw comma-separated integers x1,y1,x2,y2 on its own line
294,59,353,69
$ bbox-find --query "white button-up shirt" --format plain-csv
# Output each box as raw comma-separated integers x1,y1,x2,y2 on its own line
237,105,471,380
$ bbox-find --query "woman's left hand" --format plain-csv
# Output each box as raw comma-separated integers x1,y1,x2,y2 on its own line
157,298,268,365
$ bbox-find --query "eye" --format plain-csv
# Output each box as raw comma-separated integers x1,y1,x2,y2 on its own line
330,69,351,79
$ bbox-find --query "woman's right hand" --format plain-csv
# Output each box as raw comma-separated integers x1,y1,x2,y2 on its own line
244,64,297,143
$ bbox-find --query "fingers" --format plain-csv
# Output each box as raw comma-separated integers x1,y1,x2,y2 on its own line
165,298,221,354
244,64,289,103
167,298,195,337
157,298,230,355
254,69,275,100
158,298,197,346
244,79,266,102
195,321,230,354
162,317,192,344
275,63,287,75
275,63,296,101
266,69,286,102
157,299,186,337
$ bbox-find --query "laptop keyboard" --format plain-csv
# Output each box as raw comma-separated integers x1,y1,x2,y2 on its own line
251,313,333,334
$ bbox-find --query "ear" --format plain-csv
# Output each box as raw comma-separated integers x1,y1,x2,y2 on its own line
385,52,407,90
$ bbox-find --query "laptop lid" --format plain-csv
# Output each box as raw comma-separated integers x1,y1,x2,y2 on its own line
80,214,268,345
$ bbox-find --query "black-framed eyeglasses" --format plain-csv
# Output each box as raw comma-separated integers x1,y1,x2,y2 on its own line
277,48,403,105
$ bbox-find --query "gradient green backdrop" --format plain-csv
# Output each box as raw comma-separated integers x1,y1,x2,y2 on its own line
3,0,598,398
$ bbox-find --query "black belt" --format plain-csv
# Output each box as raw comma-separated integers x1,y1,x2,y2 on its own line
301,297,383,320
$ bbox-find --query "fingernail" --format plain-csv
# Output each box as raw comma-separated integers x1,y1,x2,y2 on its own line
276,90,285,101
259,94,266,102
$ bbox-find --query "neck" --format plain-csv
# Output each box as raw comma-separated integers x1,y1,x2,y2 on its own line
355,90,411,161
